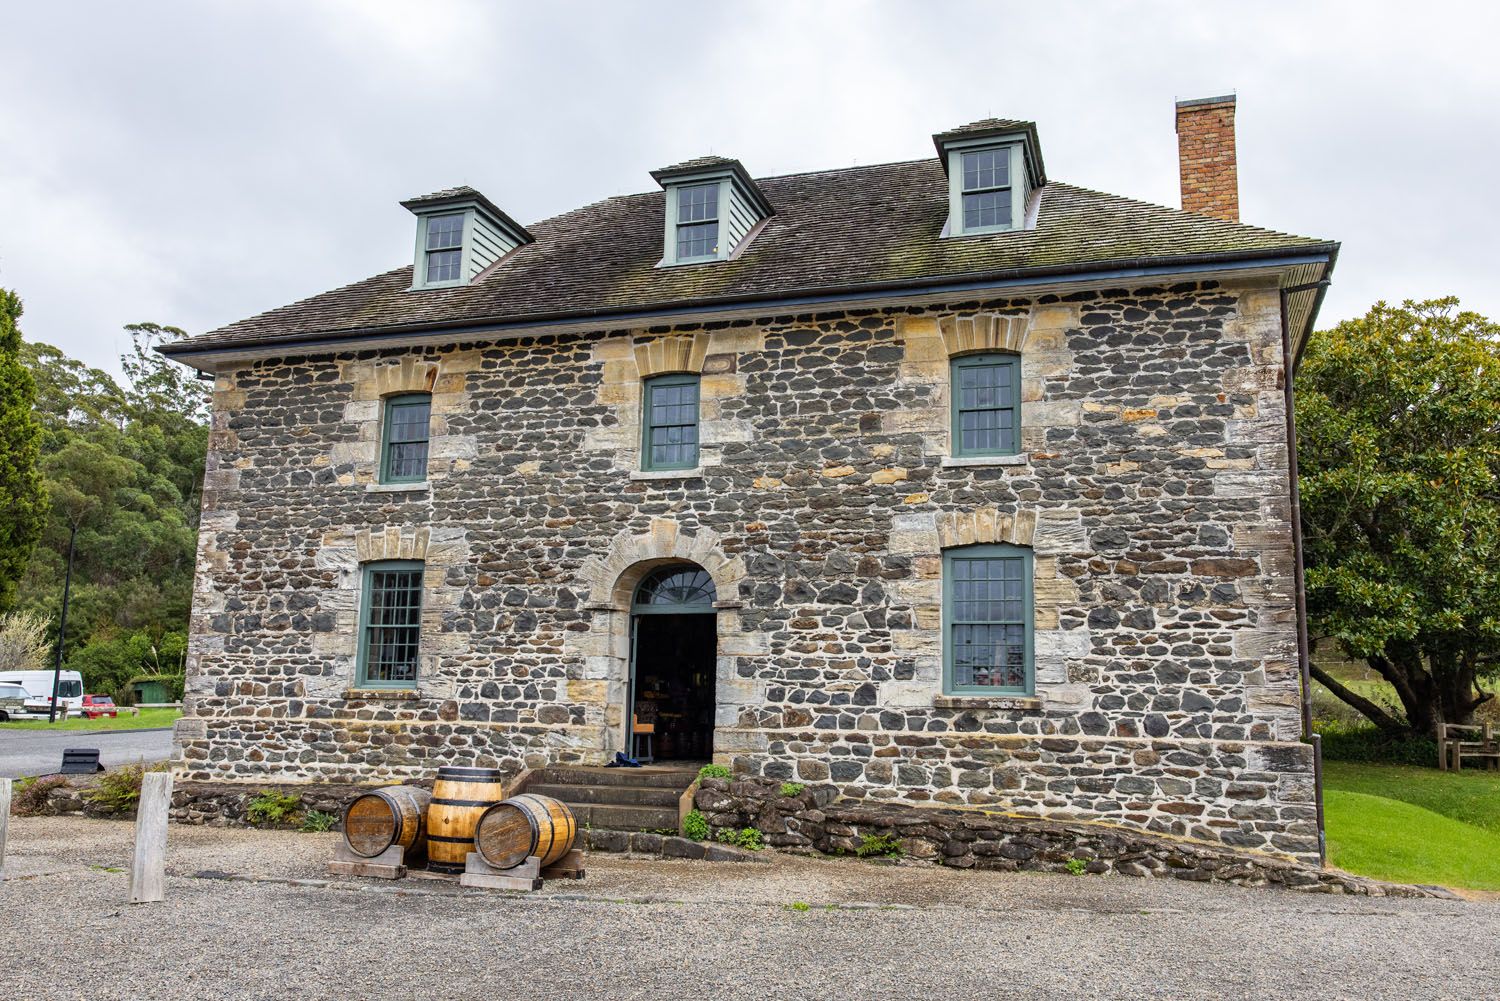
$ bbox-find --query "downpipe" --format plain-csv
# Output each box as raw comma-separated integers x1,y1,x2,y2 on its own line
1280,279,1330,865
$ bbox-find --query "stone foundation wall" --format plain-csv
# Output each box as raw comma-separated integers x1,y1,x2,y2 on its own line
692,776,1435,898
178,278,1319,861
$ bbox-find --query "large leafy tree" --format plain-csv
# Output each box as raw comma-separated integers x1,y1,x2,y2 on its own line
1298,298,1500,735
17,325,207,697
0,289,47,612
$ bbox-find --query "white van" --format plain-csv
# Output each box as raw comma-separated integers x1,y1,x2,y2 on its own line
0,670,84,718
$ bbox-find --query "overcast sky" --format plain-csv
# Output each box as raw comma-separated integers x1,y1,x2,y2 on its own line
2,1,1497,375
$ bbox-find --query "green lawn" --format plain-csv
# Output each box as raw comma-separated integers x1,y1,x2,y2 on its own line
1323,760,1500,834
1322,761,1500,891
0,708,181,731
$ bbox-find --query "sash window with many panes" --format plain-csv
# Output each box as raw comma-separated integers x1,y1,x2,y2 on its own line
943,544,1033,694
642,374,700,471
357,561,424,688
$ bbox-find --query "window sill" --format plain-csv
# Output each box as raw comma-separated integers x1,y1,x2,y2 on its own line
630,468,704,481
366,481,431,494
343,688,423,701
941,454,1030,468
933,694,1042,711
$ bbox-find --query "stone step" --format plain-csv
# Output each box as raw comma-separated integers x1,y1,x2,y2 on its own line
528,783,682,808
530,765,699,790
566,803,682,832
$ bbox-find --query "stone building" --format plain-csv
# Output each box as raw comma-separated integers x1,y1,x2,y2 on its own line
162,96,1338,862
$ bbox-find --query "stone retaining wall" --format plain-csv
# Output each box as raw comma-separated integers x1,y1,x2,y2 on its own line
692,776,1446,898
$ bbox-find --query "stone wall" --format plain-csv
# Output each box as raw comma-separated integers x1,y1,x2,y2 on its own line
690,776,1439,898
178,277,1319,861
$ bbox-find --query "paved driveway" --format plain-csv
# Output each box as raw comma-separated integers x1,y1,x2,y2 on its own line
0,726,173,778
2,817,1495,1001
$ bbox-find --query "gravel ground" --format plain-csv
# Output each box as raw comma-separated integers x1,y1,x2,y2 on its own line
2,816,1496,1001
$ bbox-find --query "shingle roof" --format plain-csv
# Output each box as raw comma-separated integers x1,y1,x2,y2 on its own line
164,158,1334,357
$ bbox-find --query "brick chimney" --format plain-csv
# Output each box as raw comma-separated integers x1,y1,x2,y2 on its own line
1175,94,1238,222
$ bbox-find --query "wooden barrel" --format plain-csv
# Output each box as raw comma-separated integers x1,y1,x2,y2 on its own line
426,766,508,873
342,785,431,859
474,794,578,870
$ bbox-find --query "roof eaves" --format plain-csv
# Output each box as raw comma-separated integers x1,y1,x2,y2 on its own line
159,242,1337,360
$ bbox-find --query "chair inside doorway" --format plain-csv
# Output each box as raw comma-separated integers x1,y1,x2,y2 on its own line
631,565,717,762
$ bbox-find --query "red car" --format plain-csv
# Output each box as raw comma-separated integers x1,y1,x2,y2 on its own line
80,694,118,719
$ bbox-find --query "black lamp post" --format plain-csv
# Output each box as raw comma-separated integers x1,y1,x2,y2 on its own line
47,522,78,724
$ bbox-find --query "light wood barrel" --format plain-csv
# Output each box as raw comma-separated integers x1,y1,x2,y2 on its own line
475,794,578,870
342,785,431,859
426,766,508,873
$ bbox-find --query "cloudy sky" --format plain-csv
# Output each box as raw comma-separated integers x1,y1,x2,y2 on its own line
2,1,1496,374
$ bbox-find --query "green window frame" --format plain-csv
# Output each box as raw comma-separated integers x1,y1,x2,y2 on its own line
380,393,432,483
951,353,1021,457
945,142,1025,236
641,373,700,471
357,560,425,689
943,543,1033,695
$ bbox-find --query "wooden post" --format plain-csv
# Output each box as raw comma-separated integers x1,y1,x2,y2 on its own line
128,770,173,903
0,778,10,881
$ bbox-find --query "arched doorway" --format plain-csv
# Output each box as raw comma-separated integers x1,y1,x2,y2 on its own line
629,564,717,762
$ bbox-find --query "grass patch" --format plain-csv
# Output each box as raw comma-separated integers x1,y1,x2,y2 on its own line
0,708,181,731
1322,761,1500,835
1324,789,1500,891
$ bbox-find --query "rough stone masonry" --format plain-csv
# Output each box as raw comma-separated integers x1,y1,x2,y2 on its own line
175,276,1319,862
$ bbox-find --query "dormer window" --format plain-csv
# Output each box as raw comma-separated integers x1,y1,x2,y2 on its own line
651,157,773,267
961,148,1014,232
933,119,1046,238
400,186,535,291
423,214,465,283
675,184,721,262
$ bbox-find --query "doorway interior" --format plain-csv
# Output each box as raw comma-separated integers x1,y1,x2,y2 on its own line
630,565,717,762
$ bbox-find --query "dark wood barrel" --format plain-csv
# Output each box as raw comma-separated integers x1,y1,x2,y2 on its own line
342,785,431,859
474,794,578,870
426,766,508,873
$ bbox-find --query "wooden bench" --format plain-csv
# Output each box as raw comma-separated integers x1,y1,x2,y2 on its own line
1437,722,1500,771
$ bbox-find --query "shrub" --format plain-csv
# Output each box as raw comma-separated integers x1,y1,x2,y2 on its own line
0,611,49,673
779,782,805,797
82,763,167,815
682,809,710,842
1065,858,1088,876
299,809,338,833
246,789,302,826
12,774,69,816
855,833,902,859
717,827,763,851
697,764,731,781
1313,720,1438,766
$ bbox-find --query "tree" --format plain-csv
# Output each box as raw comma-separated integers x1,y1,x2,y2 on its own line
0,289,47,612
16,326,206,699
1297,298,1500,736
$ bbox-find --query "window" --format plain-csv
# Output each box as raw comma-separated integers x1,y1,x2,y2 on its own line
943,544,1032,694
951,354,1020,456
381,393,431,483
641,373,700,470
961,148,1012,231
358,561,424,688
633,566,717,612
674,183,720,261
423,213,464,284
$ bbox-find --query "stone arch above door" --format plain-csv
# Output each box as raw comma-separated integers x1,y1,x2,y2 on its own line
579,519,746,611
